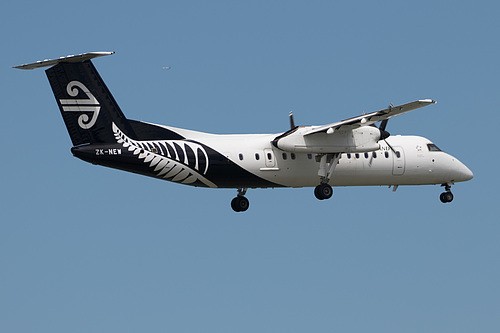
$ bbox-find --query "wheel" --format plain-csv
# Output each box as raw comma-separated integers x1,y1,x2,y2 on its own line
237,196,249,211
440,192,454,203
231,197,240,211
231,196,249,212
314,185,322,200
314,184,333,200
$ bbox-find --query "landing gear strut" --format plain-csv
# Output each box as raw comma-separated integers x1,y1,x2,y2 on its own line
314,153,340,201
440,183,454,203
231,188,249,212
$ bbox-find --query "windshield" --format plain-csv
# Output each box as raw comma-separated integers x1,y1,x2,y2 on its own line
427,143,442,152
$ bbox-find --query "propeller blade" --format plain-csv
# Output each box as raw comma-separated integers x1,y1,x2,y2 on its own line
384,139,397,154
376,116,397,155
379,119,388,132
377,119,390,140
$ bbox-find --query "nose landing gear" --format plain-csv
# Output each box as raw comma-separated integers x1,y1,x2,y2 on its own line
231,188,249,212
440,183,454,203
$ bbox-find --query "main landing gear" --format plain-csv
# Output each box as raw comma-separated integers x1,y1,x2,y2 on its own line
314,183,333,200
440,183,454,203
314,153,340,201
231,188,249,212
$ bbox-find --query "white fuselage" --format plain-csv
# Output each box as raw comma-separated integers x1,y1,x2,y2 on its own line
159,125,473,189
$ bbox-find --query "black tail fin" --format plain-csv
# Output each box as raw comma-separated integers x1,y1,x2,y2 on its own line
46,59,136,146
15,52,135,146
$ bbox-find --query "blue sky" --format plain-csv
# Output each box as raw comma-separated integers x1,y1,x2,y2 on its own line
1,0,498,332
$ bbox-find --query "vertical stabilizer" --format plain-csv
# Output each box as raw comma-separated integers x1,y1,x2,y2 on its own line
15,52,135,146
46,60,135,146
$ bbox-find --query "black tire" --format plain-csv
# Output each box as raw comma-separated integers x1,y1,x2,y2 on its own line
231,197,240,212
231,196,249,212
314,184,333,200
314,185,323,200
440,192,454,203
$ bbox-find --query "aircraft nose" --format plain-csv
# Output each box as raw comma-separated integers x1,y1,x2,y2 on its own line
454,159,473,182
461,164,474,181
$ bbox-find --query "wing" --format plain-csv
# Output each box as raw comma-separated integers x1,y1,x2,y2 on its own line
273,99,437,153
304,99,436,136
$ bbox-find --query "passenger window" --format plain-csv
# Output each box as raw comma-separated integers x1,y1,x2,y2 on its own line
282,153,287,160
347,153,351,159
239,153,244,160
372,152,377,158
355,153,359,159
395,151,401,158
267,153,272,160
255,153,260,160
307,154,313,159
364,152,369,159
291,153,296,160
385,151,389,158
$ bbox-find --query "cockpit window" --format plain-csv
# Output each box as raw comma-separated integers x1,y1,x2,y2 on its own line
427,143,442,152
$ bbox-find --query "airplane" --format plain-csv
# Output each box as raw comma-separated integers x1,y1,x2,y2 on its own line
14,51,473,212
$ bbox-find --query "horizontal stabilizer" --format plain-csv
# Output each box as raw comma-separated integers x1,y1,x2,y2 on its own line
13,52,115,70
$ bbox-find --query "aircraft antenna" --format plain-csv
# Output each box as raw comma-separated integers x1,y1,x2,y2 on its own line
289,111,296,129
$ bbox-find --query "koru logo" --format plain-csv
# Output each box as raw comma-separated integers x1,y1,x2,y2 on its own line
59,81,100,129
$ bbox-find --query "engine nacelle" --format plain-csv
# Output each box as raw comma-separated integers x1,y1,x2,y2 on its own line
274,126,381,153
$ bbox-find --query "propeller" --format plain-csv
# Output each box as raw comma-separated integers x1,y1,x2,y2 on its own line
367,118,398,166
375,118,397,154
379,104,398,154
379,119,390,140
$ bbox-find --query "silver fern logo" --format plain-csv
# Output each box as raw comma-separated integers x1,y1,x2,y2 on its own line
59,81,101,129
112,123,217,188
